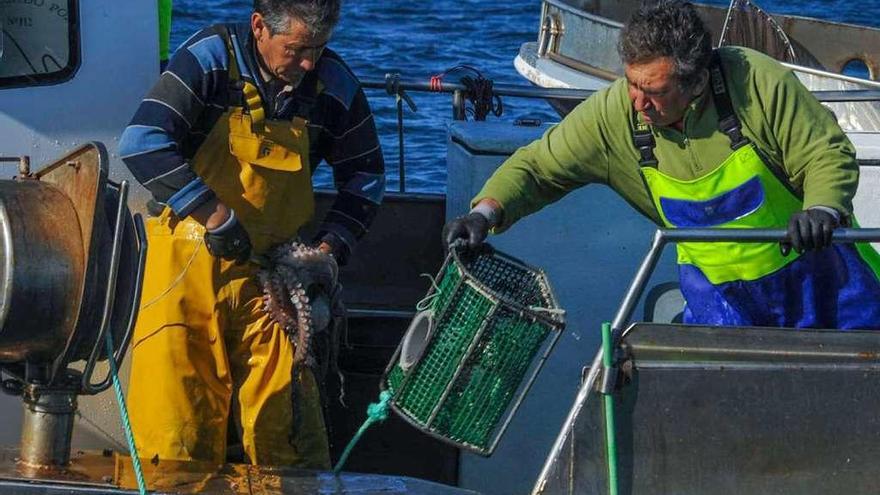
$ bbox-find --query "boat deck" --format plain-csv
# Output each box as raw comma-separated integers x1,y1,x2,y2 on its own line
0,447,475,494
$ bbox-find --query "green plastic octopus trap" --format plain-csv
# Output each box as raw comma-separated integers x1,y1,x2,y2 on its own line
382,245,565,455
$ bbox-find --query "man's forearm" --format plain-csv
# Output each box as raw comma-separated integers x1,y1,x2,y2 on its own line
190,198,230,230
471,198,503,228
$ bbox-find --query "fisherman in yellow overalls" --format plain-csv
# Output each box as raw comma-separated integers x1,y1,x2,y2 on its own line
118,0,386,468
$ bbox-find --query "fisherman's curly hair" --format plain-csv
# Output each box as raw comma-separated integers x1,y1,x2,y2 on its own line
254,0,341,36
618,0,712,90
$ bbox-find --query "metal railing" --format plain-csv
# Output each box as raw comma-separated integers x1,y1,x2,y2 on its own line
610,228,880,340
534,227,880,495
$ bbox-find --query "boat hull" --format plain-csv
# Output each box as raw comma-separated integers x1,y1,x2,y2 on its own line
534,323,880,495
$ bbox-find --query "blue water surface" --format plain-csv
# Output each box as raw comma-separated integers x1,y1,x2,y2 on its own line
170,0,880,193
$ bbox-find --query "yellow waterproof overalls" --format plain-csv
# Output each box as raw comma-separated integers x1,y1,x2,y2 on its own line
126,32,330,468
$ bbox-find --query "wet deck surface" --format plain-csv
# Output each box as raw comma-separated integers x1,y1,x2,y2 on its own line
0,448,476,494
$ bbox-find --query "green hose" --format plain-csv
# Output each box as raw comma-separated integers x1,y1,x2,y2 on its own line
601,322,619,495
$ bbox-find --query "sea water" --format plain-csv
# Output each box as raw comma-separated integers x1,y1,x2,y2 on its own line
172,0,880,193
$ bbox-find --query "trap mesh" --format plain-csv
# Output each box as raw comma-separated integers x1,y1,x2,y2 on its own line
383,246,565,455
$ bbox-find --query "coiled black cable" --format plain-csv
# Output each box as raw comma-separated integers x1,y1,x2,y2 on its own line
460,74,503,121
431,65,503,121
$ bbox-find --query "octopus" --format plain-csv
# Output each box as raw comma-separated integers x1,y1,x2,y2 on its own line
256,241,347,430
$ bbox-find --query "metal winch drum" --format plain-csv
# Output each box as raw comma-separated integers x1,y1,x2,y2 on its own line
383,245,565,455
0,143,146,469
0,179,85,363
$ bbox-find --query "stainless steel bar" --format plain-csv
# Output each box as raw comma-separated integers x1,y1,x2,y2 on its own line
664,227,880,243
0,156,30,176
347,308,416,319
452,90,466,120
19,385,77,468
102,213,147,390
81,181,129,395
397,96,406,192
784,62,880,89
811,89,880,102
610,230,667,339
365,78,595,101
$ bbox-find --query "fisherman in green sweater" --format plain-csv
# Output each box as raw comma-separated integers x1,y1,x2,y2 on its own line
444,0,880,329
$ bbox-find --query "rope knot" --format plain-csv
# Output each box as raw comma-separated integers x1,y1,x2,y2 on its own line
367,390,392,422
333,390,394,474
384,72,401,97
384,73,417,112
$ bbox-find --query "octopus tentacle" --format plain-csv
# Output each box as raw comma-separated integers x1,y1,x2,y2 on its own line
256,241,343,432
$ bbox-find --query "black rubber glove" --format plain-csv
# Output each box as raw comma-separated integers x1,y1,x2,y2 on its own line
780,209,838,256
204,211,252,264
443,212,490,250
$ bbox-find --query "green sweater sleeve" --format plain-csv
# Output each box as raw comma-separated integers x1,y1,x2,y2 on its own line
730,48,859,217
473,89,613,232
473,79,662,231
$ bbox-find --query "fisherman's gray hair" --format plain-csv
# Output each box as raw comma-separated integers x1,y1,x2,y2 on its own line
254,0,341,37
618,0,712,90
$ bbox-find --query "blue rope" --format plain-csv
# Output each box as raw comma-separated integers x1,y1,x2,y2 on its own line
332,390,392,474
104,332,148,494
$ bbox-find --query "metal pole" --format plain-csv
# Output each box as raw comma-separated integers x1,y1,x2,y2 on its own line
610,230,667,340
19,382,78,469
367,78,596,101
811,89,880,102
0,156,31,177
664,227,880,243
782,62,880,89
397,96,406,192
452,90,466,120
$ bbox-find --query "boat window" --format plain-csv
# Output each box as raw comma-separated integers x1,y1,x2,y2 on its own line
0,1,79,89
842,59,871,80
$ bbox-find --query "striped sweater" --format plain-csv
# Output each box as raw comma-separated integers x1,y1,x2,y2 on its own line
119,22,385,256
